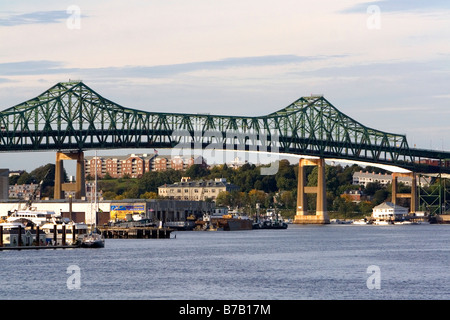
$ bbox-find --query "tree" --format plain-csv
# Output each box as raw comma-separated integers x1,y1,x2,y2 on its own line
140,191,159,199
373,189,389,205
17,171,33,185
102,191,117,200
334,195,358,218
185,164,209,179
365,182,382,196
358,201,374,215
248,189,267,208
275,160,296,190
261,175,277,193
280,190,295,209
216,191,232,207
30,163,60,198
9,174,20,185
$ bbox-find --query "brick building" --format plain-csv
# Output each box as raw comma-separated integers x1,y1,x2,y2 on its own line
85,154,207,178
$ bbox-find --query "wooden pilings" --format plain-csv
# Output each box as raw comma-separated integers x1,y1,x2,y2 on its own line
53,224,57,244
62,224,66,246
17,224,22,247
36,226,40,246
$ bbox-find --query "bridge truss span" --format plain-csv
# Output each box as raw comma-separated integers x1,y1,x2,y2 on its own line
1,81,449,174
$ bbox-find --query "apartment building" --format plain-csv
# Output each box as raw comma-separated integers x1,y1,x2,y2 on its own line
158,177,239,201
352,170,431,188
85,154,207,178
8,183,41,200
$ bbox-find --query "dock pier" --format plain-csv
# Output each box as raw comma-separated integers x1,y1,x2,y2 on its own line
0,244,80,251
98,226,173,239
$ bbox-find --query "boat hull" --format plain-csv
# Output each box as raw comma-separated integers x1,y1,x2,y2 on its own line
254,220,288,229
165,221,195,231
211,217,253,231
80,240,104,248
81,233,105,248
227,219,253,231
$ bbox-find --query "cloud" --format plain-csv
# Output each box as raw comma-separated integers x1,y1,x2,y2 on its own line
106,55,313,78
0,60,70,76
0,10,69,26
0,78,13,84
342,0,450,13
0,55,314,79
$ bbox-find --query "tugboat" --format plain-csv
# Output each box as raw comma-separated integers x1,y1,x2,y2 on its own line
204,208,253,231
258,219,288,229
253,208,288,229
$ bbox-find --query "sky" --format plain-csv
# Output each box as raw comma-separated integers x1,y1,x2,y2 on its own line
1,0,450,175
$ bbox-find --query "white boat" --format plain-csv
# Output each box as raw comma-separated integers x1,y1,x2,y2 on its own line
394,220,414,225
373,220,392,226
330,219,353,224
373,220,392,225
81,231,104,248
40,216,88,246
7,208,55,226
352,219,368,225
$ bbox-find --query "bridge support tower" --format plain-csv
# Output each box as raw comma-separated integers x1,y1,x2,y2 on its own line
294,158,330,224
392,172,417,214
54,151,86,200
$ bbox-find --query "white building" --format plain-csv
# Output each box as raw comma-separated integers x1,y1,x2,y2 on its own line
353,171,392,187
158,177,239,201
372,202,408,221
353,171,431,188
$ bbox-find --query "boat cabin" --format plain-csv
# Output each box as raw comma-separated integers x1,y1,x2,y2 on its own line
7,208,55,226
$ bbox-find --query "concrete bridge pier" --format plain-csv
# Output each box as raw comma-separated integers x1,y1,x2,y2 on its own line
54,151,86,200
392,172,417,214
294,158,330,224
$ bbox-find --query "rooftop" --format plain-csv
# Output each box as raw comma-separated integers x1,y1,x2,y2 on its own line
160,177,238,189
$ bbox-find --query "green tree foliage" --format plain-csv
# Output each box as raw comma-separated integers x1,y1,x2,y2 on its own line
275,159,297,191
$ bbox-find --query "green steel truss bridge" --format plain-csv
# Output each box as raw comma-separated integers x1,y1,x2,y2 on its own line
1,81,450,174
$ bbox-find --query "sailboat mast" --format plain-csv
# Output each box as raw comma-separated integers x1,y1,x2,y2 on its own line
94,150,98,228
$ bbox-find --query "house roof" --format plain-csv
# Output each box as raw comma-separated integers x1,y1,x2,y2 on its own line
373,202,407,211
160,179,239,189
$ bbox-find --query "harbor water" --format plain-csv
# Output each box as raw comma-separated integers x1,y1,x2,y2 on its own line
0,223,449,300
